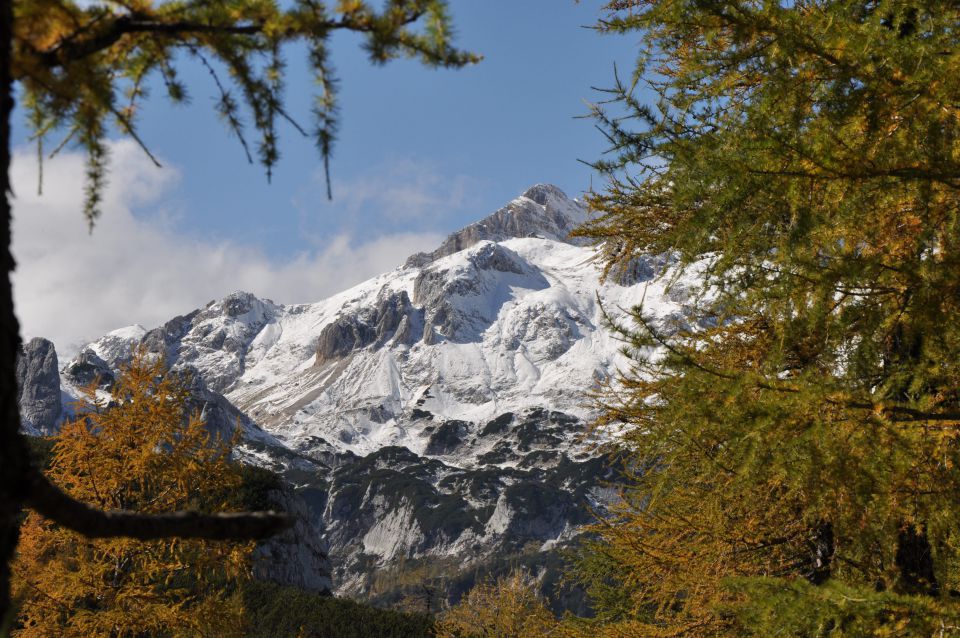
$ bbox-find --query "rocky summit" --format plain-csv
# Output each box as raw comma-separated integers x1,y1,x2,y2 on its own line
17,184,704,609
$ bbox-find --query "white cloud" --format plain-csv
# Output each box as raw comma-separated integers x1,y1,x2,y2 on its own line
11,141,444,358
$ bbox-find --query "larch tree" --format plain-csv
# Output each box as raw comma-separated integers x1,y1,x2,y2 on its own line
14,351,252,637
0,0,477,627
436,572,560,638
572,1,960,636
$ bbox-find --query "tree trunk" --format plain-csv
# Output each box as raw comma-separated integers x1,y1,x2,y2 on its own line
1,0,30,625
804,520,834,586
896,524,939,596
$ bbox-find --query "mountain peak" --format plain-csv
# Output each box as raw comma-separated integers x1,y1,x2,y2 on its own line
206,290,277,316
405,183,589,269
519,183,568,206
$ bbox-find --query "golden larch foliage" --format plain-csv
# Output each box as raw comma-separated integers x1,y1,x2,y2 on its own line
436,571,561,638
12,349,251,637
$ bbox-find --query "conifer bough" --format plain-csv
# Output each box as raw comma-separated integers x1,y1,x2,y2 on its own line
0,0,477,628
13,0,479,223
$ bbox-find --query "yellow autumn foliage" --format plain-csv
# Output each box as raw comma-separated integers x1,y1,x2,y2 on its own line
436,571,560,638
12,349,251,637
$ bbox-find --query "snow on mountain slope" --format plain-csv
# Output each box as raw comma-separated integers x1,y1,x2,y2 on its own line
88,183,694,464
28,183,706,605
52,184,701,465
222,235,684,462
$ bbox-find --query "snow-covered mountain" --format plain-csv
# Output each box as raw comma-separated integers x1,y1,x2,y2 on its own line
17,184,701,608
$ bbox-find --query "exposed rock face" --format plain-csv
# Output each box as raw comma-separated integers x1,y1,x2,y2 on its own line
17,338,61,435
315,317,374,363
253,486,332,593
316,289,419,365
177,293,281,393
141,292,281,393
63,348,115,390
405,184,591,268
142,311,198,364
413,242,545,345
303,407,621,607
19,184,708,612
424,419,469,456
173,365,261,442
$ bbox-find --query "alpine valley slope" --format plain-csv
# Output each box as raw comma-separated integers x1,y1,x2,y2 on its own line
18,184,703,610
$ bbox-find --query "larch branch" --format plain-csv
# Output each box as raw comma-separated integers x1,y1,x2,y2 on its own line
26,470,291,541
37,17,265,68
36,8,429,69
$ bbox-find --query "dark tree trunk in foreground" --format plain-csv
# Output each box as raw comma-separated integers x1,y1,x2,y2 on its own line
804,521,835,586
1,0,28,623
896,524,939,597
1,0,477,625
0,12,286,621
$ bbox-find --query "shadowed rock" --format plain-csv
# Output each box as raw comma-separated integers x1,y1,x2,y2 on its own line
142,311,199,364
315,289,420,365
425,420,470,456
253,486,332,593
17,338,62,435
63,348,114,390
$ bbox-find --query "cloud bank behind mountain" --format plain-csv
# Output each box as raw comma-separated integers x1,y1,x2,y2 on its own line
11,140,445,357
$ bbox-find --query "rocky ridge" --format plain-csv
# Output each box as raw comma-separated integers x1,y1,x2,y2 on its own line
17,184,704,609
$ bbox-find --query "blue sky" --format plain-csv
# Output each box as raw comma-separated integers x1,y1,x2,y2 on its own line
11,0,641,353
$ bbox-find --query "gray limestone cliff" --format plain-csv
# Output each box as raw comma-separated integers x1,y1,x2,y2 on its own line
253,486,333,593
405,184,589,268
142,291,280,393
297,407,620,611
16,338,61,435
315,289,420,365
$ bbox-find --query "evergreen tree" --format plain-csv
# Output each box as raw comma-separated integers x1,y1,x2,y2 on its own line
13,351,251,637
436,572,559,638
573,1,960,635
0,0,476,624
